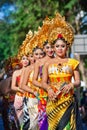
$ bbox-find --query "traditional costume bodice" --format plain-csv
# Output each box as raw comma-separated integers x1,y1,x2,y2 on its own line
16,75,24,97
48,58,79,98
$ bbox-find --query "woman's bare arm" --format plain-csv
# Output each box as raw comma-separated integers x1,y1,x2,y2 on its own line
19,66,30,89
42,62,49,91
73,67,81,87
33,61,42,88
22,83,37,96
42,62,55,100
11,71,18,92
20,66,37,96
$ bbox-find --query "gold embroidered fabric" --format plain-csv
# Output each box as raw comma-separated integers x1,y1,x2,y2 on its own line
46,58,79,130
46,96,76,130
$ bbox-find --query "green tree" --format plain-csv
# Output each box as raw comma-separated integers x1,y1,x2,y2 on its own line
9,0,78,51
0,0,80,65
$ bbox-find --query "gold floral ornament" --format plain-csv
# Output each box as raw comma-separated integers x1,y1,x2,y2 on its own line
37,17,52,47
48,12,74,46
25,30,40,54
17,30,33,59
25,17,52,54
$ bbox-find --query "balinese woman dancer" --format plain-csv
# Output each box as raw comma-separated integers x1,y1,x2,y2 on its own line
11,54,29,129
20,46,44,130
33,41,54,130
42,13,83,130
22,53,35,130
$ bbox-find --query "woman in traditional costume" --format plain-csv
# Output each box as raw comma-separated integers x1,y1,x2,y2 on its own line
19,29,45,130
11,54,29,129
20,46,44,130
30,16,55,130
42,13,83,130
33,41,54,130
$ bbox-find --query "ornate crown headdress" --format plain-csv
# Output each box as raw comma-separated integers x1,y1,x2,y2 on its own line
17,30,33,58
48,12,74,46
18,12,74,57
23,17,52,54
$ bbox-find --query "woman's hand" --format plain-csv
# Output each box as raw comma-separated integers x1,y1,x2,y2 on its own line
17,87,25,93
61,83,74,94
47,88,56,101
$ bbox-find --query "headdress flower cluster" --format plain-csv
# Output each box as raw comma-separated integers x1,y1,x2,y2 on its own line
57,34,63,39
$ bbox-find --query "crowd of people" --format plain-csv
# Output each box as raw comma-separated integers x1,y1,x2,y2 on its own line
0,12,86,130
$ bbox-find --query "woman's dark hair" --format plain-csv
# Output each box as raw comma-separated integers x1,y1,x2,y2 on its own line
43,40,49,47
52,37,67,45
19,54,29,61
32,46,43,53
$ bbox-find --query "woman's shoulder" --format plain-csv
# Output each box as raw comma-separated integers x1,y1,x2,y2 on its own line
44,58,56,67
12,69,21,76
35,59,44,66
25,65,31,70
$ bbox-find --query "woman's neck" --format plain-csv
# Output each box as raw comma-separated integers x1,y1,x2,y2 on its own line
45,54,54,59
56,56,67,60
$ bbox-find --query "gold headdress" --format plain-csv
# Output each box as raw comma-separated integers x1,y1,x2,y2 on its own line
48,12,74,46
24,16,52,54
18,12,74,57
17,30,33,58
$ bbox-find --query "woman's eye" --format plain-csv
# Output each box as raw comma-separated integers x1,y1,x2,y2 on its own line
22,56,28,60
22,58,26,60
35,52,43,55
56,45,65,48
40,53,43,55
30,55,33,57
56,45,59,48
46,46,50,49
35,53,38,55
62,45,65,48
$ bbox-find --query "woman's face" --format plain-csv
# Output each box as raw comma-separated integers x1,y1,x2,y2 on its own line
33,48,44,60
21,55,29,67
54,39,67,58
44,44,54,57
28,54,35,64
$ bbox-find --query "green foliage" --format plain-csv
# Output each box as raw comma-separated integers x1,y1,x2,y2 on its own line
84,59,87,68
64,0,77,10
0,0,80,65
